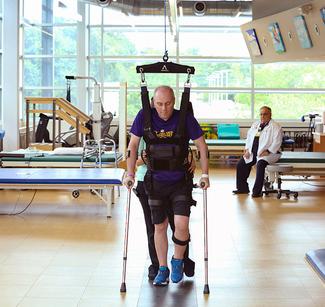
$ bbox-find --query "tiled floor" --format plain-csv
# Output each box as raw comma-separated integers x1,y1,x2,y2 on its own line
0,167,324,307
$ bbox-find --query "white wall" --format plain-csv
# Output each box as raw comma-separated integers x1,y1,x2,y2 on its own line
2,0,19,150
243,0,325,63
253,0,312,19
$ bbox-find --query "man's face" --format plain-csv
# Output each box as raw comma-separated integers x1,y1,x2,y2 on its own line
259,108,271,124
153,88,175,121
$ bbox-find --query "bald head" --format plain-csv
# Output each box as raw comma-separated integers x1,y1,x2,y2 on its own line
153,86,175,121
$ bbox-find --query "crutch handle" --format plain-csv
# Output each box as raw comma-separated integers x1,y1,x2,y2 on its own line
123,178,134,189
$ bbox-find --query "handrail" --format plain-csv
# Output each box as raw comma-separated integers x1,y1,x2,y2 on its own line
56,110,90,135
56,98,91,123
25,97,91,149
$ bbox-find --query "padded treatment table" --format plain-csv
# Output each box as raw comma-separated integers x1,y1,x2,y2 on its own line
264,152,325,199
276,152,325,176
305,249,325,283
0,168,125,217
190,139,245,155
0,152,123,168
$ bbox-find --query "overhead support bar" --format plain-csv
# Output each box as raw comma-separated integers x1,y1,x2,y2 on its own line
136,62,195,74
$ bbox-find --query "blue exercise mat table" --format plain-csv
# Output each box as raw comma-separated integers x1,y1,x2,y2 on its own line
270,151,325,177
0,168,125,217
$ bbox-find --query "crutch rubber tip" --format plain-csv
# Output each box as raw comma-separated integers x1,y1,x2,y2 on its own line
203,284,210,294
120,282,126,293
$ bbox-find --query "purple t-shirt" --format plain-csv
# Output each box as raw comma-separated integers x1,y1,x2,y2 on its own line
130,108,203,183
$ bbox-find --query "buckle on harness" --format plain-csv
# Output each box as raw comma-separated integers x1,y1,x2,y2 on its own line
139,67,146,85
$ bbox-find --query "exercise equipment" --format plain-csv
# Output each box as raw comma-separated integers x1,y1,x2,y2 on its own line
0,167,124,217
35,113,52,143
65,75,115,144
301,113,321,152
25,97,91,150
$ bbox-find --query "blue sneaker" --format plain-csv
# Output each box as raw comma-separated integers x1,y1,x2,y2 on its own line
153,266,170,286
171,257,184,283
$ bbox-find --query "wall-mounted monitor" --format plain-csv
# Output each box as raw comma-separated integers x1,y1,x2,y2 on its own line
245,28,262,57
268,22,286,54
319,7,325,24
293,15,313,49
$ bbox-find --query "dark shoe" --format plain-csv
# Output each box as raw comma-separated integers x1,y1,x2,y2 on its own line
232,190,249,195
184,257,195,277
252,193,263,198
148,264,159,281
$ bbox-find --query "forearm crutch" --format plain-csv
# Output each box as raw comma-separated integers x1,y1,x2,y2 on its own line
120,183,132,293
201,182,210,294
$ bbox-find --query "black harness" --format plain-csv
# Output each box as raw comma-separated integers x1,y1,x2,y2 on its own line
136,61,195,172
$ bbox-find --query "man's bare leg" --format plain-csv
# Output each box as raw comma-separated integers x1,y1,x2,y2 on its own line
154,218,169,266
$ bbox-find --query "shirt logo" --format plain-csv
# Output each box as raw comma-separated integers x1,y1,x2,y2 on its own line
155,130,174,138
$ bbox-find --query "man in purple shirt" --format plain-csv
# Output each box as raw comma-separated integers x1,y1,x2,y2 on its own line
123,85,209,286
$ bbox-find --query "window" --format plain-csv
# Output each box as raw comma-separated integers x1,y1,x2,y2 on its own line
255,62,325,89
182,60,251,88
19,2,325,123
179,27,249,57
254,93,325,120
20,0,78,121
254,62,325,119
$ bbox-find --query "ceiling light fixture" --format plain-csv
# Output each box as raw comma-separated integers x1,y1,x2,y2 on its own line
96,0,112,7
193,1,206,17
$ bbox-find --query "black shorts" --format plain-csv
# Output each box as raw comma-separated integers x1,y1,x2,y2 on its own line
145,179,192,225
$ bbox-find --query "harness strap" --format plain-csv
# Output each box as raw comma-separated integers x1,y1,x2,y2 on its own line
141,85,152,135
171,194,188,203
148,198,164,208
177,86,190,138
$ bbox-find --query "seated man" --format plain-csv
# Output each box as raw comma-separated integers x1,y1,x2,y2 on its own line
233,106,283,197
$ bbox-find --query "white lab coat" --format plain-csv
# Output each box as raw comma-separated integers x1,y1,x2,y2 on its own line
244,119,283,164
